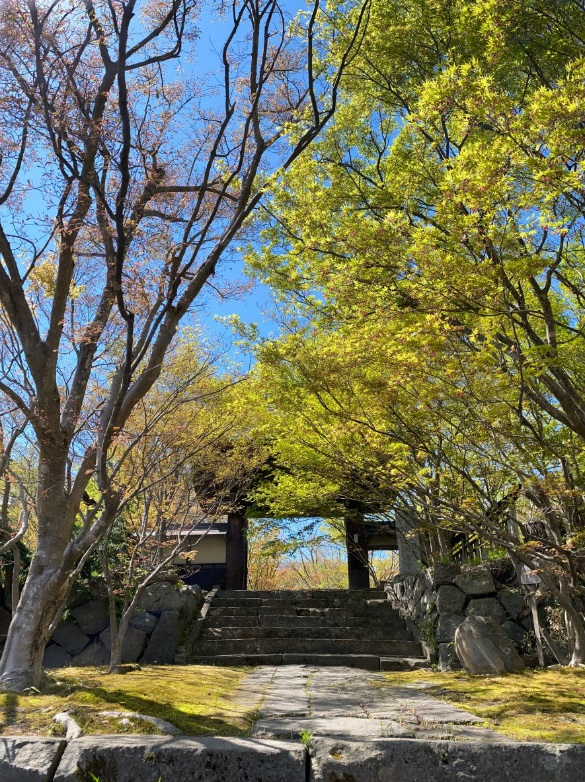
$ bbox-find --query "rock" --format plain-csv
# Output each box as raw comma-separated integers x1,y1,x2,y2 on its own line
53,735,306,782
70,599,109,636
454,568,495,596
43,644,73,669
71,640,109,667
498,589,526,620
129,610,158,634
455,615,525,674
51,621,90,655
100,625,147,663
436,585,466,615
66,588,93,610
140,610,180,664
310,737,585,782
431,562,461,588
179,584,203,623
0,737,67,782
138,581,182,613
438,642,462,672
465,598,507,624
436,613,464,643
501,619,529,649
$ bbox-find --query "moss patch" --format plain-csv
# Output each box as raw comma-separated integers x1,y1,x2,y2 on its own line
0,665,253,737
383,667,585,743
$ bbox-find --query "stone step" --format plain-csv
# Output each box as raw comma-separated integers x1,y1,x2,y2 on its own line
203,614,403,630
379,656,431,672
201,621,410,641
194,638,423,656
190,653,382,669
217,589,387,601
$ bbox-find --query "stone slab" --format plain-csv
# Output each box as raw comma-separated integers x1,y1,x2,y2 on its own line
0,737,66,782
282,653,381,669
254,716,415,739
309,738,585,782
53,735,306,782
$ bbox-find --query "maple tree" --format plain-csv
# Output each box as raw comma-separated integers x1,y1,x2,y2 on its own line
247,0,585,663
0,0,370,690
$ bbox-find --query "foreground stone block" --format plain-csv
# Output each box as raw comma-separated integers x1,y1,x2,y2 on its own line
455,615,524,674
53,735,306,782
0,737,66,782
309,738,585,782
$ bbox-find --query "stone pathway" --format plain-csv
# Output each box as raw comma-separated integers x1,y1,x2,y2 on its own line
234,665,513,742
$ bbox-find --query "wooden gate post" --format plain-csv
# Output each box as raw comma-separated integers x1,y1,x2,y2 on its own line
225,511,248,590
344,513,370,589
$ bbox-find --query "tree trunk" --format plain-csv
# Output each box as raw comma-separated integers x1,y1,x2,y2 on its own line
0,564,71,689
0,452,76,689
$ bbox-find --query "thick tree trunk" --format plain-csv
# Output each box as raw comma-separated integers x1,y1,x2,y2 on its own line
0,564,72,689
0,452,76,690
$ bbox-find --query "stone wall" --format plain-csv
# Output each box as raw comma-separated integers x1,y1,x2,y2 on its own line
0,581,204,669
387,562,532,670
3,734,585,782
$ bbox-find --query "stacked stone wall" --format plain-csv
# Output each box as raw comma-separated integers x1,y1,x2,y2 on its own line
387,562,532,670
0,581,204,669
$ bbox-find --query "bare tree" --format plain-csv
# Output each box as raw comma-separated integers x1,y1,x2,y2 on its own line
0,0,370,690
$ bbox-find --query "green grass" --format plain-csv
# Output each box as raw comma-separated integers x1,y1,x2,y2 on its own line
0,665,253,737
382,667,585,743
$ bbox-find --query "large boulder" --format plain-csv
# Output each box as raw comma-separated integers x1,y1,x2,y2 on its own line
129,610,158,634
71,640,109,667
43,643,73,669
465,598,507,624
100,625,147,663
138,581,182,613
431,562,461,588
438,642,461,672
436,585,466,615
436,613,465,643
140,610,180,664
51,621,90,656
454,568,495,596
179,585,203,623
498,589,526,620
455,615,525,674
70,599,109,636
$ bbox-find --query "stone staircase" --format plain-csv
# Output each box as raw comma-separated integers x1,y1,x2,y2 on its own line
189,589,426,670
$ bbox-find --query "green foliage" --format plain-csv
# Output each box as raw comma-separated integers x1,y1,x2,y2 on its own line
242,0,585,656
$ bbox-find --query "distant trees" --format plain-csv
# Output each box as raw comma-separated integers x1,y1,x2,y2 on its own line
247,0,585,663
